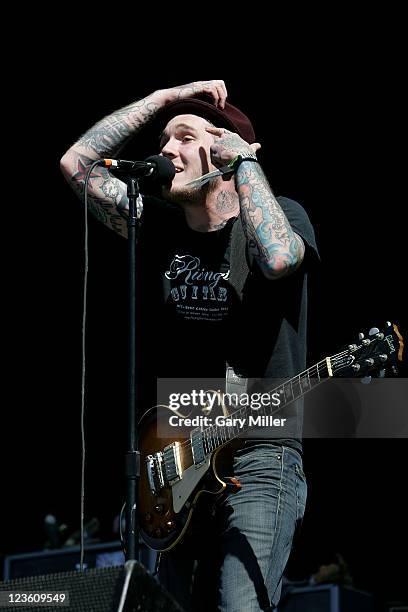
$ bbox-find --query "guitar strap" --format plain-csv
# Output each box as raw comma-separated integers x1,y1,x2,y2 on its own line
225,366,250,398
225,216,252,402
228,214,249,297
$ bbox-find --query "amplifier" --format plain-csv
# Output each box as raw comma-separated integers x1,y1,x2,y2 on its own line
279,583,374,612
0,561,184,611
3,540,156,581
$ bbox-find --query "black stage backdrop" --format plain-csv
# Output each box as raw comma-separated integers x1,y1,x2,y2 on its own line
2,45,407,609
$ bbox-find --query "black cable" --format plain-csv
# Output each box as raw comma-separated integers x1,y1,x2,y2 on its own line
78,161,101,572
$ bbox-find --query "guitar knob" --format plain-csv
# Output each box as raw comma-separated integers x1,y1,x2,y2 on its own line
369,327,380,336
166,521,176,532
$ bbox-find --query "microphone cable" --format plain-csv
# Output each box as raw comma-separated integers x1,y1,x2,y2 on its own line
78,160,101,571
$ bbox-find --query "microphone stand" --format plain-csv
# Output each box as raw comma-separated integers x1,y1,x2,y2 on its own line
109,156,174,564
122,175,141,562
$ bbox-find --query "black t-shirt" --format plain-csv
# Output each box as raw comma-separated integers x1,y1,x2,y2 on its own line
135,195,319,450
160,214,238,378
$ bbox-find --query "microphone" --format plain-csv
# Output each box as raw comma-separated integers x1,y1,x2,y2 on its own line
99,155,175,185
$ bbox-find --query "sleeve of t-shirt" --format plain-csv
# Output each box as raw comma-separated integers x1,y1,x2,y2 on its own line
277,196,320,262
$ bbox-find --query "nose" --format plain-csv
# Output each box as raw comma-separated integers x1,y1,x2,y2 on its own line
160,137,179,159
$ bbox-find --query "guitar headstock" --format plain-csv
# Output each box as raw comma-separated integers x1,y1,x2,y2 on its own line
330,322,404,378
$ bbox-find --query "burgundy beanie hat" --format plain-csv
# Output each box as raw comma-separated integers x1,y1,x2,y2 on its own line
154,94,256,144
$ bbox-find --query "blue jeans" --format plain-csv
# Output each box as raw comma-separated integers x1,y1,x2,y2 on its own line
158,443,307,611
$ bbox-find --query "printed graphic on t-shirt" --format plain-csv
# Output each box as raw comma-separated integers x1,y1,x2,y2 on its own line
164,253,230,322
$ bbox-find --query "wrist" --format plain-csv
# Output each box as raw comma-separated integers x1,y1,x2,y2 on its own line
231,152,259,171
149,89,171,107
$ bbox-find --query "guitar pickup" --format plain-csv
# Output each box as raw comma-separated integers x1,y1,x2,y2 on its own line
190,427,206,466
163,442,183,484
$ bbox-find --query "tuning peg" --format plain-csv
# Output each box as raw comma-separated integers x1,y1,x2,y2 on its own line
351,363,361,372
369,327,380,336
386,321,392,327
376,332,384,339
358,332,365,340
362,339,371,346
348,344,358,351
364,358,375,366
378,354,388,362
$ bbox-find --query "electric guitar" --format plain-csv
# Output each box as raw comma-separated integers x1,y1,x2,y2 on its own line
137,322,404,552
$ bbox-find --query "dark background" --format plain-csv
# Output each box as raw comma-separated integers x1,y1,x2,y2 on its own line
2,26,407,610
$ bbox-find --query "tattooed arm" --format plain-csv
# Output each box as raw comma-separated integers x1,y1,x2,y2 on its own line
235,162,305,279
60,80,228,238
206,126,305,279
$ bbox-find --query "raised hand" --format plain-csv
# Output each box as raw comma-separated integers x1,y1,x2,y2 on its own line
205,126,261,168
156,80,228,109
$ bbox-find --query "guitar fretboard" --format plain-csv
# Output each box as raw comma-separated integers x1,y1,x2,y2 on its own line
190,358,334,458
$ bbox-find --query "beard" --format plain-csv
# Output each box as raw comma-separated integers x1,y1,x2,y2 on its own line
162,174,221,206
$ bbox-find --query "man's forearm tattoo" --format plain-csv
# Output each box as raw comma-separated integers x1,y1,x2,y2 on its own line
77,97,161,157
236,163,303,272
70,153,128,236
71,153,100,194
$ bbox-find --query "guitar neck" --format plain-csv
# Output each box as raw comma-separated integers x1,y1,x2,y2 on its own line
199,357,334,454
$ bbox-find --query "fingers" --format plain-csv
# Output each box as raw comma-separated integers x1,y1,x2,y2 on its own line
205,126,226,137
207,83,219,108
205,128,261,152
169,80,227,108
216,80,228,108
164,79,228,108
201,80,227,108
